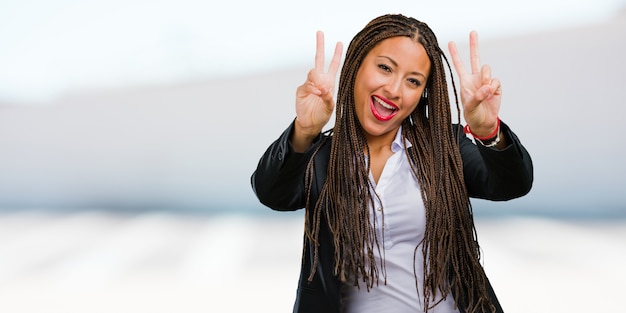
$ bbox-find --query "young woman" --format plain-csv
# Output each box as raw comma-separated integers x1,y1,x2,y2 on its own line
252,14,533,313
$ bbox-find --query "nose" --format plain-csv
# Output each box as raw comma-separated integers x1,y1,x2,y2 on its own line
383,76,402,100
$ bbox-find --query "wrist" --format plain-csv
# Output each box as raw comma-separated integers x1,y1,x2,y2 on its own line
292,118,321,152
464,118,501,147
294,118,322,139
294,115,324,137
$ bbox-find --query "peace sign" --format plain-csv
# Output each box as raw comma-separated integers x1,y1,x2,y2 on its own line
292,31,343,152
448,31,502,138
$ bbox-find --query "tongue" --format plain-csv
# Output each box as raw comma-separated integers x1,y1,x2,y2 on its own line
374,99,395,117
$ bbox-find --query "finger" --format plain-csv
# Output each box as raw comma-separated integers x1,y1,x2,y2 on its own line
480,65,502,98
481,64,492,87
296,83,313,98
469,30,481,74
297,80,320,97
447,40,467,78
490,78,502,95
480,64,501,94
306,82,322,96
315,31,325,71
462,93,480,113
475,66,493,101
320,90,336,105
327,41,343,77
476,85,493,102
305,71,323,95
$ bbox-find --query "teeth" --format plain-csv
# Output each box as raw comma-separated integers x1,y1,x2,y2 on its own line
374,97,395,110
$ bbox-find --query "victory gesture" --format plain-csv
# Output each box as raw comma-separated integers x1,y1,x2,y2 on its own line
448,31,502,139
292,31,343,152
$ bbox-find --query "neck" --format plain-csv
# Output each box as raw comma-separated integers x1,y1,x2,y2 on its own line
365,128,399,153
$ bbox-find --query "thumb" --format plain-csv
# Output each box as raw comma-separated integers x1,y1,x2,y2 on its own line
475,85,494,102
319,87,335,109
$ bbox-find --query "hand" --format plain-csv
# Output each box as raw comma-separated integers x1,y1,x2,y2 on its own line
448,31,502,138
294,31,343,138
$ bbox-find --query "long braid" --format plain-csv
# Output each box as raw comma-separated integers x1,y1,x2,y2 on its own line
305,14,495,312
405,24,494,312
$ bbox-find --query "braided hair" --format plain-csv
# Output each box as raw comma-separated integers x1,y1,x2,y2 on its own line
304,14,495,312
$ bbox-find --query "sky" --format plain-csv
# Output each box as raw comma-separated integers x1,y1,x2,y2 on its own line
0,0,624,104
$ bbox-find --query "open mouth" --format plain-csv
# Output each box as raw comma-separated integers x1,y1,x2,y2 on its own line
371,96,398,121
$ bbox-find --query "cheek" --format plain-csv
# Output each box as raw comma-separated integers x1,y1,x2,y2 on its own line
401,91,424,116
355,67,385,93
409,93,423,107
403,87,422,104
408,101,420,114
353,74,373,105
399,103,418,121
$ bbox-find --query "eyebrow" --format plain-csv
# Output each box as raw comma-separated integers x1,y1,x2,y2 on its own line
378,55,427,79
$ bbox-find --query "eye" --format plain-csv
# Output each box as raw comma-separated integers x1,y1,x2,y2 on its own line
377,63,392,72
407,78,422,87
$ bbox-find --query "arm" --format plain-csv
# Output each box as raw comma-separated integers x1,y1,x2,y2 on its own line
293,31,343,152
251,31,342,211
449,31,502,140
251,121,325,211
449,32,533,200
456,122,533,201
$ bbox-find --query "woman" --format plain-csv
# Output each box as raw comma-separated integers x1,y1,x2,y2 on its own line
251,14,533,313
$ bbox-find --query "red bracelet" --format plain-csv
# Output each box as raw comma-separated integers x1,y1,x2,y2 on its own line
463,118,501,140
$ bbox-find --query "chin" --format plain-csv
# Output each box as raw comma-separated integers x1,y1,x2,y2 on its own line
362,122,395,138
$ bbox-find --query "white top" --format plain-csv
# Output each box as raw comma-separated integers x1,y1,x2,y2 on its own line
341,127,459,313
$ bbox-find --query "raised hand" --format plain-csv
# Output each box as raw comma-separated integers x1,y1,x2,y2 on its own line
448,31,502,138
292,31,343,152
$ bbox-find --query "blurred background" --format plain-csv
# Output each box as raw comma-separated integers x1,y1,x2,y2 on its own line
0,0,625,312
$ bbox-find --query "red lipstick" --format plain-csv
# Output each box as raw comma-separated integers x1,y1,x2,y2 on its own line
370,95,398,121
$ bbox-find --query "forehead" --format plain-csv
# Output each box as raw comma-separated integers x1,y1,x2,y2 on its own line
366,36,430,71
369,36,428,58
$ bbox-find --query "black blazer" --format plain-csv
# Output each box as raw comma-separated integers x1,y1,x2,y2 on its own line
251,121,533,313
